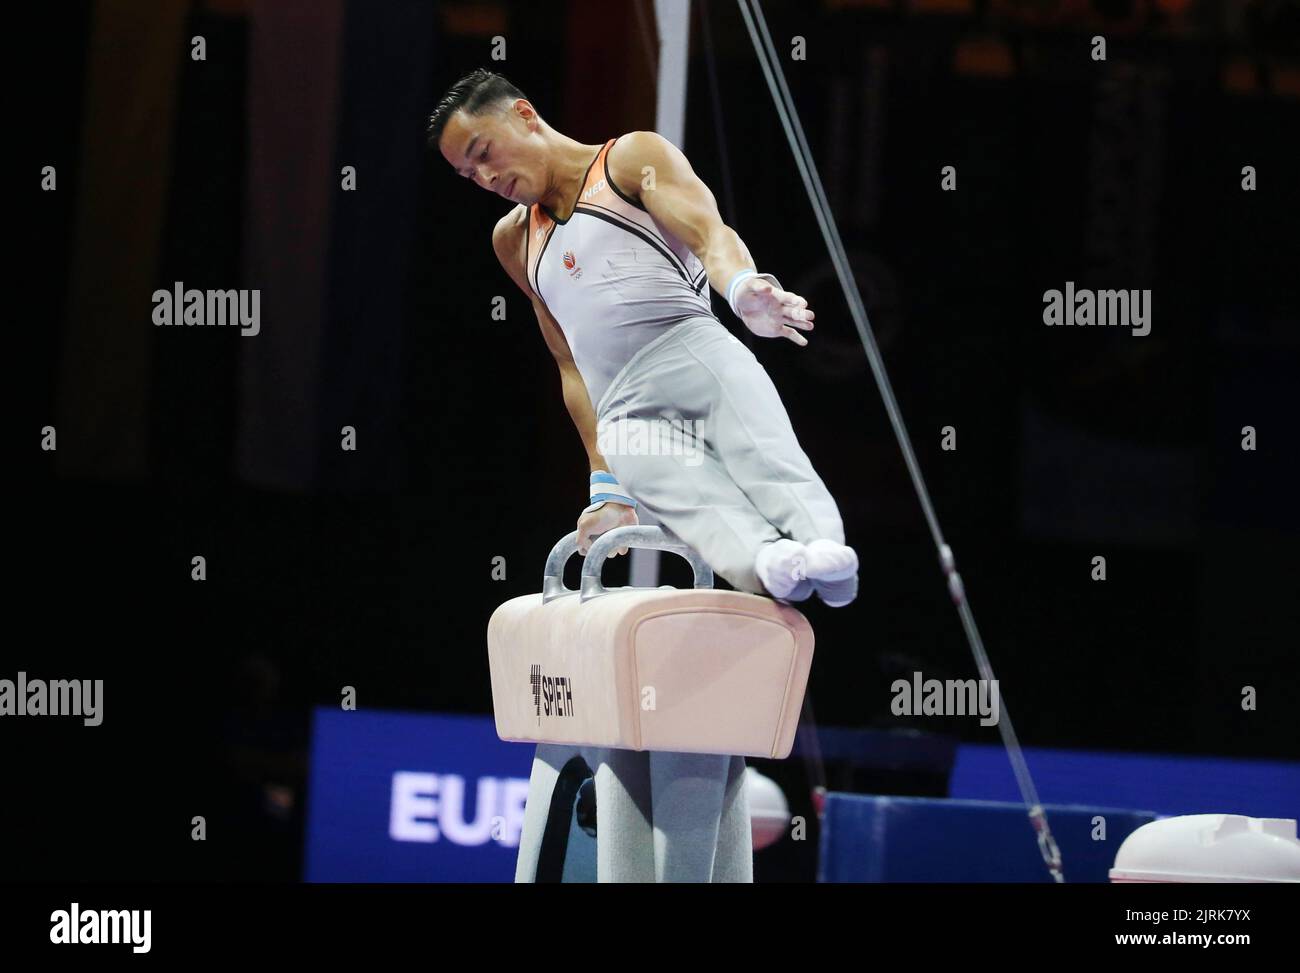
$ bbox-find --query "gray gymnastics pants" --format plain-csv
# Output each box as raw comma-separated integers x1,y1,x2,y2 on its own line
514,744,752,883
594,315,845,595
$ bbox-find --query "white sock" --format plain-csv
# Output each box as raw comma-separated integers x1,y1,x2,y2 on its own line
803,539,858,582
812,573,857,607
754,539,808,599
777,578,814,605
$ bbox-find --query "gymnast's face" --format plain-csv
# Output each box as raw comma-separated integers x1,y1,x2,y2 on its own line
441,99,544,205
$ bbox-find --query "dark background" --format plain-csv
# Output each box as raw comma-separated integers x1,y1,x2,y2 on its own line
15,0,1300,881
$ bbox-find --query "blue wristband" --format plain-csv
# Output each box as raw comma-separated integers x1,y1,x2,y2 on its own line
584,470,636,512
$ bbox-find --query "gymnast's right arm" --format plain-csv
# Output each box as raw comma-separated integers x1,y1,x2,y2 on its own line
492,210,636,554
492,209,607,472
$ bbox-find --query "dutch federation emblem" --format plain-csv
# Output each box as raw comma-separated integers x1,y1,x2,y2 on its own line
562,250,576,271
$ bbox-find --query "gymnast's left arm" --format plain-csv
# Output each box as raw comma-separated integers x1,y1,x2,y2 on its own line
607,130,815,346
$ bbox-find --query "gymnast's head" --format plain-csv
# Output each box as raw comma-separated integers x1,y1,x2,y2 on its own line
428,68,549,204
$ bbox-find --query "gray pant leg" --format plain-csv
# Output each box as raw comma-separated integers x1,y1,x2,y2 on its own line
681,325,845,546
600,322,776,593
513,743,568,883
648,751,740,882
709,755,755,883
606,446,779,594
516,745,658,883
587,747,657,883
599,320,844,594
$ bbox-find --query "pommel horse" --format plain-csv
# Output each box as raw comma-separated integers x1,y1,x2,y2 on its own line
487,526,814,882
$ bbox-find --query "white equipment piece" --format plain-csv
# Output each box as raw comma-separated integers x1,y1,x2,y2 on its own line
1110,814,1300,883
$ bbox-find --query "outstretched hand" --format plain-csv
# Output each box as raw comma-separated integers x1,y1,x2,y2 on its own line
734,277,815,346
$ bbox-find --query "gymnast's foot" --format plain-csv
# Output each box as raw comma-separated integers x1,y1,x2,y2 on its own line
756,538,858,605
810,572,857,607
754,538,808,600
775,578,814,605
804,539,859,607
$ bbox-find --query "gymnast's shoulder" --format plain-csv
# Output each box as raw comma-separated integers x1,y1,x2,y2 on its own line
493,203,528,236
607,131,689,201
492,205,531,288
492,204,528,253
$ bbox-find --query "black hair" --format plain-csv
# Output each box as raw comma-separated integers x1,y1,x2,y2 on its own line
426,68,529,150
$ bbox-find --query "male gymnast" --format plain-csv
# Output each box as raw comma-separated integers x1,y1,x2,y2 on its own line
429,67,858,607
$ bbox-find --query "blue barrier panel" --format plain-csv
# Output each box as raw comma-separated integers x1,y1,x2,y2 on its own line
951,745,1300,821
818,794,1158,882
304,708,534,882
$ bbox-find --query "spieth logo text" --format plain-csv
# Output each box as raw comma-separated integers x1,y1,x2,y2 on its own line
531,664,576,724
